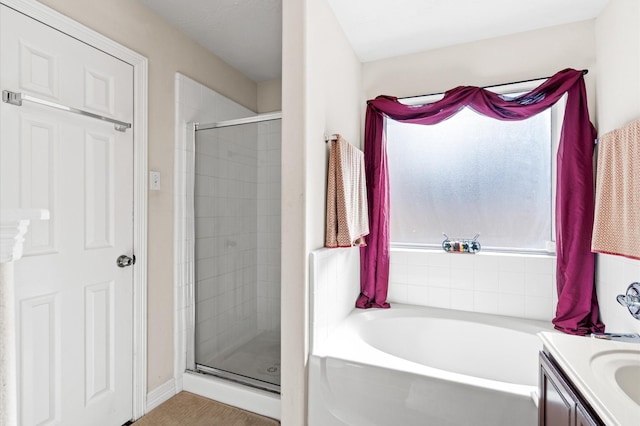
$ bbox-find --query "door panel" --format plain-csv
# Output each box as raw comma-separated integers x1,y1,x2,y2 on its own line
19,115,58,255
18,39,60,98
18,293,59,425
84,280,115,404
1,4,134,425
84,131,115,250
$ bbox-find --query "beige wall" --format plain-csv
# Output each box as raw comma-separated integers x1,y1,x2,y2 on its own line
363,20,598,117
595,0,640,134
594,0,640,334
281,0,362,423
37,0,258,392
257,79,283,113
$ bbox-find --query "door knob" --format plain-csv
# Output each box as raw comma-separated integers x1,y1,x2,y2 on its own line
116,254,136,268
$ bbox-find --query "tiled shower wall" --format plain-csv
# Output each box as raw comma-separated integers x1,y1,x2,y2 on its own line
174,73,266,375
257,121,282,332
194,124,259,361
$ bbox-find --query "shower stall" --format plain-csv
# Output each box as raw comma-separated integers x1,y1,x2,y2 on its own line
189,112,282,393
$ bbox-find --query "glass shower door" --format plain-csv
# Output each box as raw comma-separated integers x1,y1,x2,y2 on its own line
193,117,281,392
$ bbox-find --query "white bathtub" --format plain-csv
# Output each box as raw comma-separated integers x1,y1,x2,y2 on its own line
308,304,555,426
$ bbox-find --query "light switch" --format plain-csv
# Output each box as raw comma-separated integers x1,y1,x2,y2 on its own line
150,171,161,190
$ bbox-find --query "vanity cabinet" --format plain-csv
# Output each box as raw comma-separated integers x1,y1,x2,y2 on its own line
538,351,603,426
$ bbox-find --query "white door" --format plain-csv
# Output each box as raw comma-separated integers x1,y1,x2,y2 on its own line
0,4,134,425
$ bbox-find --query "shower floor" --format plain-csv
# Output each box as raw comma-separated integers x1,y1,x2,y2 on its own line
199,330,281,387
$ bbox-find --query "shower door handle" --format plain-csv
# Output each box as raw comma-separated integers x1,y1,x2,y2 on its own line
116,254,136,268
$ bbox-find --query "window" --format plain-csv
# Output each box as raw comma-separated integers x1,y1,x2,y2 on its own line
387,84,558,252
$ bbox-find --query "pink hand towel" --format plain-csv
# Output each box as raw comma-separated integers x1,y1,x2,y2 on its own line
325,135,369,248
591,118,640,260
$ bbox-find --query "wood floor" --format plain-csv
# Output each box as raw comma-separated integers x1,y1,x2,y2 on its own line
133,392,280,426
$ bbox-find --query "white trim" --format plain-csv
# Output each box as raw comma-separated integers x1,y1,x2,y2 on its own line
1,0,149,421
172,116,194,392
132,49,149,425
145,378,177,413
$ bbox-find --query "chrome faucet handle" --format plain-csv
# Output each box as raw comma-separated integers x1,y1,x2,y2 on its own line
617,282,640,320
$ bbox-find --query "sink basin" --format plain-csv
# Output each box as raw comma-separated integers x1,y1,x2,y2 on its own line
590,350,640,406
615,365,640,405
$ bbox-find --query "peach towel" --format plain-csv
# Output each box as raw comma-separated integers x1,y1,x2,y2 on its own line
591,118,640,260
325,135,369,247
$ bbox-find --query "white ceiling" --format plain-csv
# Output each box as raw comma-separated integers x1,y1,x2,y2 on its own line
140,0,609,83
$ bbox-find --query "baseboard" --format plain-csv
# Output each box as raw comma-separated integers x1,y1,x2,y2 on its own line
145,378,177,413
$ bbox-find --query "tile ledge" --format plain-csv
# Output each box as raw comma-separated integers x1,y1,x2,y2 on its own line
391,247,555,259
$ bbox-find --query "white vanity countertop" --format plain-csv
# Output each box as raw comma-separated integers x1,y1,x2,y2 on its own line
539,331,640,426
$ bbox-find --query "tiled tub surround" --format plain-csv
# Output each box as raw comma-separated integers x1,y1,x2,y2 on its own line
309,248,361,353
308,247,557,355
388,248,557,321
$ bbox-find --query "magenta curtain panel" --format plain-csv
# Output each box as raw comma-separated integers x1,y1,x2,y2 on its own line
358,68,604,335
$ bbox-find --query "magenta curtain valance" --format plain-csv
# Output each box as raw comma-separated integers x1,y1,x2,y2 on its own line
358,68,604,335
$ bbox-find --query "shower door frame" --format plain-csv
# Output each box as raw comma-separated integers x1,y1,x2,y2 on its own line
195,111,282,131
186,112,282,394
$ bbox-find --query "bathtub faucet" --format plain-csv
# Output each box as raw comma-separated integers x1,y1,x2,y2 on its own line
616,282,640,320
